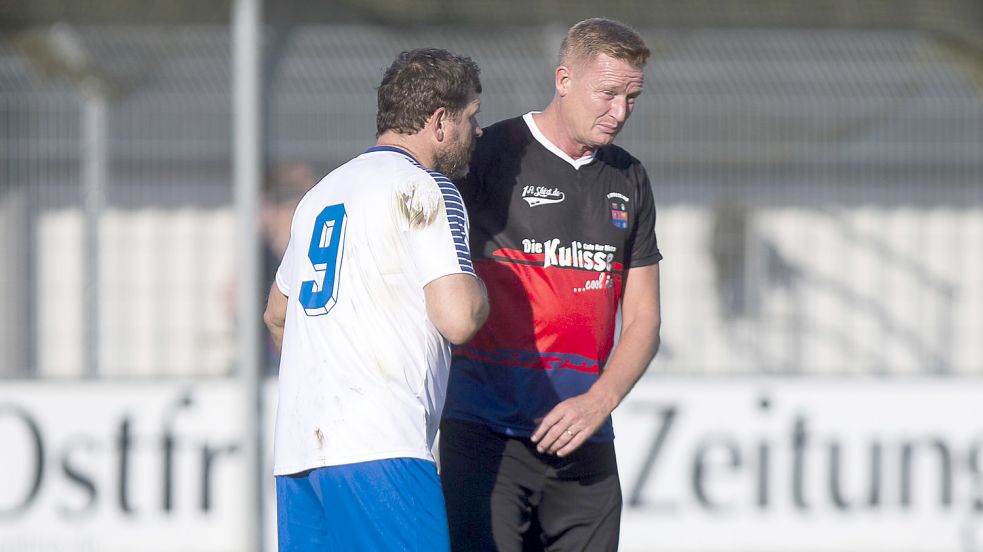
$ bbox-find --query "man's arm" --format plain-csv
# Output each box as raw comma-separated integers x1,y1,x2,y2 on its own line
425,273,489,345
531,262,661,457
263,283,288,351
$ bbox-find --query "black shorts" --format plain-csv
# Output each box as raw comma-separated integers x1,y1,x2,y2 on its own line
439,419,622,552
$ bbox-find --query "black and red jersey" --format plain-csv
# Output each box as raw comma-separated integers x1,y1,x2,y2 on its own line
444,114,662,441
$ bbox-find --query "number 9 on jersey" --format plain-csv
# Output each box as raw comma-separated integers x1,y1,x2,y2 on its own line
299,203,348,316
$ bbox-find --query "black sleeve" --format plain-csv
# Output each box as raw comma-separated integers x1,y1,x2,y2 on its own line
626,161,662,268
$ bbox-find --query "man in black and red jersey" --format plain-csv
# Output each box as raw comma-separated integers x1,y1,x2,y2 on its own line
439,18,662,552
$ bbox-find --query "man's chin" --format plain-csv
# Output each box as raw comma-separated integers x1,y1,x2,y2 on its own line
434,160,468,180
595,131,618,144
583,133,615,150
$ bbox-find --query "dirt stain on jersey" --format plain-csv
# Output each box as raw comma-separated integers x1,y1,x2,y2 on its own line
395,178,442,229
314,427,325,449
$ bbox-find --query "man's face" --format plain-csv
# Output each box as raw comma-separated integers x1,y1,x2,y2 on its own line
434,93,482,179
560,53,644,151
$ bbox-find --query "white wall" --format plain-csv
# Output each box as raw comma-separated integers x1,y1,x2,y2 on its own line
28,202,983,377
36,207,236,377
654,204,983,375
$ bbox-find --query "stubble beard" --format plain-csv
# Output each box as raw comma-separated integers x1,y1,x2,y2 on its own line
434,135,474,179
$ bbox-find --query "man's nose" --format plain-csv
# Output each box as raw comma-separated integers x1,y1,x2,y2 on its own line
611,96,629,122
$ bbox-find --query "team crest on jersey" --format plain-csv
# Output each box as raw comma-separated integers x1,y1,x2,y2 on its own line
522,185,565,207
607,192,629,229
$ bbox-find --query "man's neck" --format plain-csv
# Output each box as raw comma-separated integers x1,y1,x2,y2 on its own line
375,132,434,169
531,107,593,160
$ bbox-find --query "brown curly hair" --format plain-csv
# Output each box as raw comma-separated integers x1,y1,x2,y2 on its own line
376,48,482,137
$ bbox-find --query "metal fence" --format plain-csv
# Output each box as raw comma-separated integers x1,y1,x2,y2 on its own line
1,24,981,378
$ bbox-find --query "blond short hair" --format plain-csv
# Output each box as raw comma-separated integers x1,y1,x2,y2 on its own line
559,18,650,69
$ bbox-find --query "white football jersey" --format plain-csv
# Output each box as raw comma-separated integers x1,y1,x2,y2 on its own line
272,146,475,476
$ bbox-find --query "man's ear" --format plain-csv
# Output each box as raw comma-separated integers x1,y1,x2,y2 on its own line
429,107,448,142
556,65,572,97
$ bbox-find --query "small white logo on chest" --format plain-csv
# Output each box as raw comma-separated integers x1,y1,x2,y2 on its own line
521,185,565,207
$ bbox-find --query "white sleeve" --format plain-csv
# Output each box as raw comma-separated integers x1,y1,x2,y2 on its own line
274,233,296,296
405,174,476,287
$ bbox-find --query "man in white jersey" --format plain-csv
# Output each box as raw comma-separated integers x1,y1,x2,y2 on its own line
263,48,488,551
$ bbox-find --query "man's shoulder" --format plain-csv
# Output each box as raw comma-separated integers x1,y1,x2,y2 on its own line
343,149,445,187
483,115,526,133
308,151,442,213
597,143,643,172
476,116,529,151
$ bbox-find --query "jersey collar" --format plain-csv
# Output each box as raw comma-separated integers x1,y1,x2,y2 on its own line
364,145,419,164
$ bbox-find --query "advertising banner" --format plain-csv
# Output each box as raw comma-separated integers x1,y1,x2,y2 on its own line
0,381,252,552
3,378,983,551
616,379,983,551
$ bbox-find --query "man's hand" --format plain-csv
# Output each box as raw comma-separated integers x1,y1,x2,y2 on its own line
530,389,617,457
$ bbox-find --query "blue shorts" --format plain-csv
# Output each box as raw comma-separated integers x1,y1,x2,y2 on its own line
275,458,450,552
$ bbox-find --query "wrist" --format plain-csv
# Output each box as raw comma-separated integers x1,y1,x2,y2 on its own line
587,384,622,414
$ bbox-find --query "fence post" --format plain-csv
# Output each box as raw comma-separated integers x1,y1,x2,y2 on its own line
233,0,264,549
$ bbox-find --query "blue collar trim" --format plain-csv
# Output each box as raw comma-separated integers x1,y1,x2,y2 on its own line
364,145,419,164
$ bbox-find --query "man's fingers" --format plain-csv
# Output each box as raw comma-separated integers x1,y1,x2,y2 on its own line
535,421,566,453
547,426,580,455
531,405,569,443
531,397,602,455
539,417,589,455
534,413,575,453
530,415,550,442
556,432,587,458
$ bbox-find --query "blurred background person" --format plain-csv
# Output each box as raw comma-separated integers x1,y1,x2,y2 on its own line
261,161,318,280
260,161,318,373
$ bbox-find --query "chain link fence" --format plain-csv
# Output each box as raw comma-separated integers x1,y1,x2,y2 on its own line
1,24,981,378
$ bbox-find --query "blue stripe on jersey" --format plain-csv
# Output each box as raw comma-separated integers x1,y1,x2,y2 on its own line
376,148,475,275
427,176,472,274
444,354,614,441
